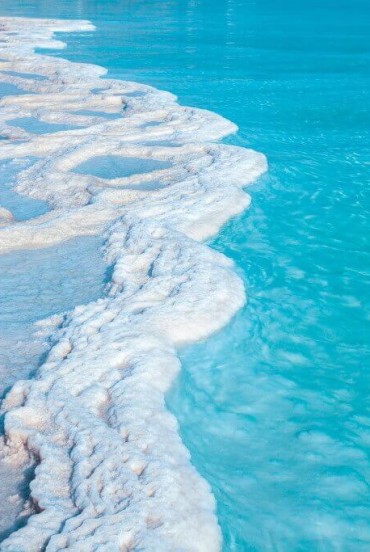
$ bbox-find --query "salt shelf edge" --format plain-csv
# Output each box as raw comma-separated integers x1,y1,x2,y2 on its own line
0,17,267,551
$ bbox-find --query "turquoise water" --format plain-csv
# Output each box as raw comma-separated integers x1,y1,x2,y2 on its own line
0,1,369,550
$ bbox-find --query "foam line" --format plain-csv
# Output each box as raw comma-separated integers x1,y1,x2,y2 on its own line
0,17,267,551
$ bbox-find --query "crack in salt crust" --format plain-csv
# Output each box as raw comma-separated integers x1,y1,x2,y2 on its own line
0,17,267,551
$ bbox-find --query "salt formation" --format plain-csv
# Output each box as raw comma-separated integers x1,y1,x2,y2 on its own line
0,206,13,225
0,17,266,551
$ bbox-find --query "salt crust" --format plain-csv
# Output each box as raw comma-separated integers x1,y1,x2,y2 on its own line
0,17,267,551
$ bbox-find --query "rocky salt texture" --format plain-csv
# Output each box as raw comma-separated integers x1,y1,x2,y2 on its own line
0,17,267,551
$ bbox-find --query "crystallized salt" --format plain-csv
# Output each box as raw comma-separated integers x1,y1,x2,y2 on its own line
0,17,266,551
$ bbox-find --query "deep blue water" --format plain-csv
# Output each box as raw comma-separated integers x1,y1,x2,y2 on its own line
0,1,369,550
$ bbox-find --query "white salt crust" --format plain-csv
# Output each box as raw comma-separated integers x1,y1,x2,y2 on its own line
0,17,267,551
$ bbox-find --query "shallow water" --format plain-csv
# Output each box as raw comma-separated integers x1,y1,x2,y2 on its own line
73,155,171,179
0,82,30,97
0,234,107,403
0,158,48,221
0,236,107,538
6,116,82,134
0,1,369,550
1,70,47,81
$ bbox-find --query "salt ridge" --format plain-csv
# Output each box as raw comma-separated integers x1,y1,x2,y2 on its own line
0,17,267,551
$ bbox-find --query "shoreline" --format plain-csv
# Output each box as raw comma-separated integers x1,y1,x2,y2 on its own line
0,17,266,550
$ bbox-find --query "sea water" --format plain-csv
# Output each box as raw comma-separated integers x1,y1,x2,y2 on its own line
0,1,369,550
